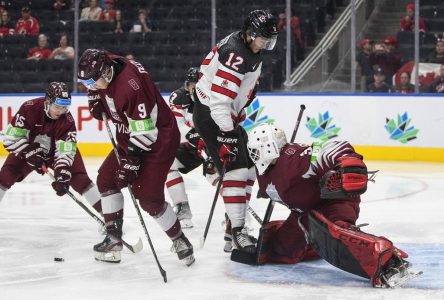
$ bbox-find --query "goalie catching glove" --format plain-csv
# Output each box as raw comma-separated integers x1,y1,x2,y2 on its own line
320,155,369,199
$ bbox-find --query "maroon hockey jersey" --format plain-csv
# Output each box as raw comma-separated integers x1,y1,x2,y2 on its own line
3,98,77,168
256,141,360,212
95,54,179,162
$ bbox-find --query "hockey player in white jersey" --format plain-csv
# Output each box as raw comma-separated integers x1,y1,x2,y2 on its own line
193,10,278,254
166,67,219,228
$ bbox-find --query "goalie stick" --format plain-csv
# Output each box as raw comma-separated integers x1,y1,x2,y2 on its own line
231,104,306,265
42,165,143,254
102,113,168,283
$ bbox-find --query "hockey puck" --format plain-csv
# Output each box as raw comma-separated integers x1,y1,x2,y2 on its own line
54,257,64,262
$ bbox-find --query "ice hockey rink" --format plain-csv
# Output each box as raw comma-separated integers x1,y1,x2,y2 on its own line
0,157,443,300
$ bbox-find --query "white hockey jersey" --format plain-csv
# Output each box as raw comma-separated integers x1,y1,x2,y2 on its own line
195,31,262,132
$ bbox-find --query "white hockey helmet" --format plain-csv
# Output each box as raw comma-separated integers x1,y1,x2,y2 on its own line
247,123,287,175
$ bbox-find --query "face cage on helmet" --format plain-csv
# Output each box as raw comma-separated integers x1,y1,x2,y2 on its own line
247,141,280,175
250,32,278,50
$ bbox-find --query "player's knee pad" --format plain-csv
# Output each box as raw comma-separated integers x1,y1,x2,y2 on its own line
320,155,368,199
308,210,408,286
139,198,165,216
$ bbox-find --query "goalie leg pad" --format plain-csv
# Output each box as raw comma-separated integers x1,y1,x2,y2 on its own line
308,210,405,286
320,155,368,199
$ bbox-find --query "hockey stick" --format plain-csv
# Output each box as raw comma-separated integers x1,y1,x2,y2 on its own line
102,113,167,283
290,104,306,143
261,104,306,221
260,104,306,225
199,161,227,249
247,206,263,224
41,165,143,254
231,104,306,265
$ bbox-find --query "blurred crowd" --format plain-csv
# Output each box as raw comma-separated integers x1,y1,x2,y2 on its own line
357,2,444,93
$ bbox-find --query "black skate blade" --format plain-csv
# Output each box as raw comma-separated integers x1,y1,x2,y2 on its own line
230,249,257,265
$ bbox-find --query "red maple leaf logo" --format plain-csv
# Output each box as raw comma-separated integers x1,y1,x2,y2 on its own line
419,71,437,86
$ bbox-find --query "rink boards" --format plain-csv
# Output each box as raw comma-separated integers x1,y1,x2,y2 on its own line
0,93,443,162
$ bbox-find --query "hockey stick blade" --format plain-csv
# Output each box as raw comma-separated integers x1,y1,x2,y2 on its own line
230,249,258,266
124,237,143,254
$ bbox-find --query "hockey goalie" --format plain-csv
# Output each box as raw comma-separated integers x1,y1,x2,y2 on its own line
234,123,421,288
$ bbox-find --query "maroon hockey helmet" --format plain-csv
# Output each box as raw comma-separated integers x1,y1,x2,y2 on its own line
242,10,278,50
44,82,71,117
77,49,113,89
45,82,71,105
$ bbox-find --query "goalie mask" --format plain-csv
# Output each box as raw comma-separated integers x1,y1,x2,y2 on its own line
44,82,71,119
247,124,287,174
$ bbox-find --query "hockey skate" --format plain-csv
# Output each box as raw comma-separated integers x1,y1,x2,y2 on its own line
175,202,193,229
232,227,256,254
94,219,123,263
377,255,423,288
224,214,256,253
171,233,195,266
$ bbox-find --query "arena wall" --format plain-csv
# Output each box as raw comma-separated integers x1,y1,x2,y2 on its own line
0,93,442,162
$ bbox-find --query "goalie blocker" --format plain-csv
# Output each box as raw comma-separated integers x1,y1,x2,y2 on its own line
231,211,421,288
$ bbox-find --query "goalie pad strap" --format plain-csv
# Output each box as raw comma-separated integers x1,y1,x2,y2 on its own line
308,210,396,284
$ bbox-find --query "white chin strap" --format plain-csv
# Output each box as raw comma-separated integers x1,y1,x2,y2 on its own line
44,101,54,119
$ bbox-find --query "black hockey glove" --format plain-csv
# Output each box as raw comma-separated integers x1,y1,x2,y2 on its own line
88,90,106,121
22,143,46,174
185,128,201,148
115,156,141,189
202,158,217,177
202,158,220,186
51,167,72,196
216,130,239,163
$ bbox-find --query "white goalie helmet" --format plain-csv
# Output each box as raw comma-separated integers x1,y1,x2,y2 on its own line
247,123,287,175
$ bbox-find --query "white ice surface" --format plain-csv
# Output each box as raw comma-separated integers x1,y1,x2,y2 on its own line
0,158,443,300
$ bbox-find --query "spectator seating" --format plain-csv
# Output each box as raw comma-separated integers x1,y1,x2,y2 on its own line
0,0,334,92
396,2,444,63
